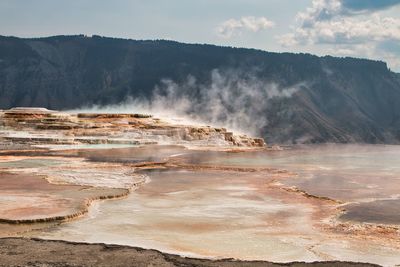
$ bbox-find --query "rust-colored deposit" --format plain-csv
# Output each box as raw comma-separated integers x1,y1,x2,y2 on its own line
0,172,128,225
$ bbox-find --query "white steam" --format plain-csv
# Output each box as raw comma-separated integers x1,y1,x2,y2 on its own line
79,69,305,136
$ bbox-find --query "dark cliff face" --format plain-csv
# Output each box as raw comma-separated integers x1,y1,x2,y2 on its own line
1,35,400,144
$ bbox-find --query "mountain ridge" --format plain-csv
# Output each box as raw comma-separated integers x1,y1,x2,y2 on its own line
0,34,391,69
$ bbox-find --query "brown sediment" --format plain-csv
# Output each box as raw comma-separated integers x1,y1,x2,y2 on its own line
0,148,50,155
280,186,343,204
132,161,169,169
165,160,295,174
77,113,153,119
0,237,382,267
0,221,58,238
322,211,400,245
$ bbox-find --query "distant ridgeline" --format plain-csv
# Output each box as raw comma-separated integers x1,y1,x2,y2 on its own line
1,35,400,144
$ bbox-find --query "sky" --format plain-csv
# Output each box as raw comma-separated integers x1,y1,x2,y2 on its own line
1,0,400,71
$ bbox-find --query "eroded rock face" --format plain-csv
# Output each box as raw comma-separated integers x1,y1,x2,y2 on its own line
0,107,265,148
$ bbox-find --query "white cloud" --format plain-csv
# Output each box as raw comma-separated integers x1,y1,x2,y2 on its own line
277,0,400,70
296,14,400,45
216,16,275,39
296,0,343,27
326,43,376,57
285,0,400,45
277,33,298,47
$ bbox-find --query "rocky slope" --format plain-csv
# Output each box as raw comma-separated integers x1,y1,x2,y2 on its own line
1,35,400,144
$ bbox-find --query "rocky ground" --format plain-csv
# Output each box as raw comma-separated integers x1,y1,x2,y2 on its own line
0,238,381,267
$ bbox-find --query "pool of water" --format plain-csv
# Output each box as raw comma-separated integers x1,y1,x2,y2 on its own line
180,144,400,224
37,169,322,261
0,158,66,168
31,144,400,266
54,145,189,163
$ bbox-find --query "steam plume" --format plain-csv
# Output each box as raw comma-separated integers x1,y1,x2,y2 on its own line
79,69,305,136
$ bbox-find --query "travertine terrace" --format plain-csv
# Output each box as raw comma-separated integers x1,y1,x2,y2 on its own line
0,107,265,148
0,107,264,228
